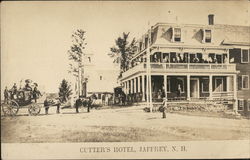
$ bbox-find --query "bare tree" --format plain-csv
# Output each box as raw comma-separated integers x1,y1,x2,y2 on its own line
68,29,87,97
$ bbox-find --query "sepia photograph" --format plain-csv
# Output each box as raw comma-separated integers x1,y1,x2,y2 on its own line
1,0,250,159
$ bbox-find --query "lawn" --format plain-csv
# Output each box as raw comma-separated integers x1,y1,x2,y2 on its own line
1,105,250,143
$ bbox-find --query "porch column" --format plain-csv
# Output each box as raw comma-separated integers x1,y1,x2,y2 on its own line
233,74,238,113
226,49,230,64
125,81,128,94
131,79,134,94
127,81,129,94
164,75,167,100
133,78,136,93
142,75,145,101
226,76,230,91
209,75,213,100
187,75,190,100
129,80,131,94
138,76,141,93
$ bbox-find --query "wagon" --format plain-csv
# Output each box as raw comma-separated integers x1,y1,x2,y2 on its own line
1,89,42,116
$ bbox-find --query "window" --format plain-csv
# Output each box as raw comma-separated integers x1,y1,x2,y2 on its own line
241,49,249,63
201,78,209,93
238,99,244,111
214,77,226,92
242,75,249,89
174,28,181,42
100,76,102,80
205,30,212,43
88,57,91,63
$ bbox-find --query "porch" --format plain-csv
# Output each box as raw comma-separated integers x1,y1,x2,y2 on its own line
121,74,237,104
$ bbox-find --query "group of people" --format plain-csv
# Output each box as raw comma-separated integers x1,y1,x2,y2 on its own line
124,53,229,72
3,80,42,103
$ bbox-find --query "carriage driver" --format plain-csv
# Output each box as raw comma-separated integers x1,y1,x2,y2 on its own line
10,83,17,99
24,80,32,91
33,83,42,103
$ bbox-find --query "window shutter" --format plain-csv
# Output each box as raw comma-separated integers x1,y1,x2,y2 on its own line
202,29,205,43
238,76,242,90
171,27,174,42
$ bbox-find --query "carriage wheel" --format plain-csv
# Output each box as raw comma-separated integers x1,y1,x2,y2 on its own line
2,100,19,116
28,103,41,116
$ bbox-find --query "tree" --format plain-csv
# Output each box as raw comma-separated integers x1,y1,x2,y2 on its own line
108,32,137,74
59,79,72,103
68,29,87,97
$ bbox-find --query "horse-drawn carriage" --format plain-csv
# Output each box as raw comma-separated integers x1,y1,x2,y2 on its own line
2,89,42,116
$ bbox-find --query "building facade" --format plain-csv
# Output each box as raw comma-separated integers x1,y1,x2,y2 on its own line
119,15,250,114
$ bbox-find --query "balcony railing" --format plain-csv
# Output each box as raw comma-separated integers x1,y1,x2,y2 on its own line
122,62,236,78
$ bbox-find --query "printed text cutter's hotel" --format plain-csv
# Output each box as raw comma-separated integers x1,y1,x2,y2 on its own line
119,15,250,115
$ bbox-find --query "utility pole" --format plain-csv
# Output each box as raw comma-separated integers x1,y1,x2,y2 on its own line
146,22,153,112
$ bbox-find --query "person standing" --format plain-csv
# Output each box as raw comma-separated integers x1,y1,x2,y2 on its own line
87,97,91,112
105,95,109,106
4,86,9,103
177,84,181,98
162,98,167,119
11,83,17,99
56,101,61,114
44,97,50,115
33,83,42,103
102,94,105,106
75,97,82,113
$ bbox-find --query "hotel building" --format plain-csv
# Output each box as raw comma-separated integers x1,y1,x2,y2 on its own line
119,15,250,114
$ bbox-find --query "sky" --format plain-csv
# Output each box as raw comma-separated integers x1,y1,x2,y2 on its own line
1,1,249,94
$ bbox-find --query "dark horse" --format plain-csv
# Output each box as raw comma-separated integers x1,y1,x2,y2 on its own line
81,94,98,111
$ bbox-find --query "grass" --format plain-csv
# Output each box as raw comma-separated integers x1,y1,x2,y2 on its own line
168,110,243,119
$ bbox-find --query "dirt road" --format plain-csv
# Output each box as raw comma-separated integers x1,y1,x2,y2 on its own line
1,106,250,142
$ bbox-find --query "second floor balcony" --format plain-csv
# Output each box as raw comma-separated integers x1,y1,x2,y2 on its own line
122,62,237,78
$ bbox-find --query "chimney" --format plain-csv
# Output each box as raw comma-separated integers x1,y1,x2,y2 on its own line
208,14,214,25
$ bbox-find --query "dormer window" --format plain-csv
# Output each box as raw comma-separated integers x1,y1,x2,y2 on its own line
202,29,212,43
205,30,211,43
174,28,181,42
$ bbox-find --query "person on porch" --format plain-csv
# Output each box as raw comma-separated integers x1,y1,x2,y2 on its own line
193,55,199,63
177,84,182,97
157,89,163,99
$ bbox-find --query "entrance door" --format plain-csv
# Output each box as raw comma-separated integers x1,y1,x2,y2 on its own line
190,79,199,98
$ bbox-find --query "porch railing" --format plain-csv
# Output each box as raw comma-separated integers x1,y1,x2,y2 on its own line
212,92,234,99
122,62,236,78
